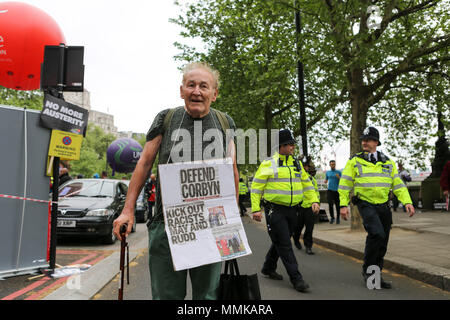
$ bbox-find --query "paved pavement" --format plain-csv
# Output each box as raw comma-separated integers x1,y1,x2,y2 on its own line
311,205,450,292
3,205,449,300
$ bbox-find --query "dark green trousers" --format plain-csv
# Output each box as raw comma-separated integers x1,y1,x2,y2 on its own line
148,221,222,300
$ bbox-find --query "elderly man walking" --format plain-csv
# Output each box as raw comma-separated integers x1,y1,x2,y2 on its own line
113,62,239,300
251,129,319,293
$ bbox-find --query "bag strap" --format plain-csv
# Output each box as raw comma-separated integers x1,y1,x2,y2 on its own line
163,107,230,135
162,107,180,134
232,259,240,275
214,109,230,132
224,259,240,276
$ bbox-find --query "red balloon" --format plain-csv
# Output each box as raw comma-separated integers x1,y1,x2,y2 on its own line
0,2,65,91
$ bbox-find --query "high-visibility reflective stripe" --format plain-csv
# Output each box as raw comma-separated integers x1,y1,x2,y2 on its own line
341,175,353,181
252,178,267,184
355,182,391,188
303,186,314,192
301,179,311,183
359,172,391,178
355,163,363,176
264,189,303,196
393,183,406,190
251,188,264,194
268,178,301,183
339,185,352,190
271,159,278,179
354,162,395,178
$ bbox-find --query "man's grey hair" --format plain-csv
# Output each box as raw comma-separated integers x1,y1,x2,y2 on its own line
182,62,220,89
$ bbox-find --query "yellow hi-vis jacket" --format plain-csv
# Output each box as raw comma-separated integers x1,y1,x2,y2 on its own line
301,174,320,208
338,151,412,206
250,152,319,212
239,182,248,195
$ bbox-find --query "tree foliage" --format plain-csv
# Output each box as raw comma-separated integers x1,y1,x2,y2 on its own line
0,87,43,110
172,0,450,171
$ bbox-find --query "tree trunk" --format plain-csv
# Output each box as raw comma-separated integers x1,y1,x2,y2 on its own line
348,69,369,230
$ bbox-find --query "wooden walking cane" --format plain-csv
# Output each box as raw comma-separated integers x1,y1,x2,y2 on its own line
118,224,130,300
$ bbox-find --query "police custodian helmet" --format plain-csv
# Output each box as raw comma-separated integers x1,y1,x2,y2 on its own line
360,127,381,146
279,129,296,146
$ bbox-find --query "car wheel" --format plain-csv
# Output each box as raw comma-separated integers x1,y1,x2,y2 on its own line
103,226,117,244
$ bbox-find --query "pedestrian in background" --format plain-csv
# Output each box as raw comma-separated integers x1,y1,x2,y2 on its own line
251,129,319,293
238,178,249,216
59,161,72,186
338,126,414,289
392,162,412,212
144,173,156,223
325,160,341,224
293,157,320,255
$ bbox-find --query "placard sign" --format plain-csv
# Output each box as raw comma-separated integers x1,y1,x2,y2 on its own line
40,94,88,136
159,158,252,271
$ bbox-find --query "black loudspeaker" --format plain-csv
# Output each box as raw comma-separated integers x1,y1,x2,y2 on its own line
41,45,84,92
64,46,84,92
41,46,60,91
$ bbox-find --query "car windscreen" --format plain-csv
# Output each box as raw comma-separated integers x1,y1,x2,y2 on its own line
59,181,115,198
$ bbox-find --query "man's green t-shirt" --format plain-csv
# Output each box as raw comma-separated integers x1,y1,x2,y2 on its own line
146,106,236,222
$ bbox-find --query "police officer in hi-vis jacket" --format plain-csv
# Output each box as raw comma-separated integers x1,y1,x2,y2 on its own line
251,129,319,293
339,127,415,289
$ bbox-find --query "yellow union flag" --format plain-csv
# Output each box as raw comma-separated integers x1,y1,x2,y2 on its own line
48,129,83,161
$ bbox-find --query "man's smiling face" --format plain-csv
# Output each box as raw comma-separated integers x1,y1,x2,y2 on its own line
180,68,218,118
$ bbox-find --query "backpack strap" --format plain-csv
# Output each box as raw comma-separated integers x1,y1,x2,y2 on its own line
213,109,230,132
162,107,181,134
162,107,230,134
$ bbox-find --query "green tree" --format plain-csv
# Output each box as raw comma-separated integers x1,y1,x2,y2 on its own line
172,0,305,175
172,0,449,161
172,0,450,229
0,87,43,110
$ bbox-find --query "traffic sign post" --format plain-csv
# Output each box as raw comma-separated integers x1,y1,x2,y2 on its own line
40,43,85,272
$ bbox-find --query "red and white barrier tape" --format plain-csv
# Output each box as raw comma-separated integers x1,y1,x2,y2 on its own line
0,194,57,205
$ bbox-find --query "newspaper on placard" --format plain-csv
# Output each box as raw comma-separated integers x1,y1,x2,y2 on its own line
159,158,252,271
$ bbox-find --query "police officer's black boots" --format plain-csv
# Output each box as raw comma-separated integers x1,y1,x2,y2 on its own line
380,277,392,289
294,240,302,250
293,279,309,292
362,271,392,289
261,270,283,280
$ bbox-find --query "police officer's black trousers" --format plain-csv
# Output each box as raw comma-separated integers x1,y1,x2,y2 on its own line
262,203,303,284
294,207,314,248
238,195,247,214
357,201,392,273
327,190,340,221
